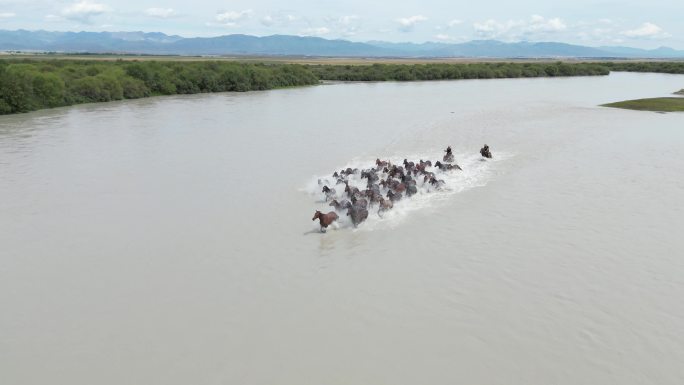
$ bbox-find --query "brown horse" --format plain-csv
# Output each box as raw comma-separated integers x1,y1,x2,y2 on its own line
312,210,339,232
377,197,393,216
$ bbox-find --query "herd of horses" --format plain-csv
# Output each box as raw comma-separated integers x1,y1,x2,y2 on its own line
312,145,493,232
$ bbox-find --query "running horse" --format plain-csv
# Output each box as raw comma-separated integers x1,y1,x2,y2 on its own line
443,146,455,163
480,144,493,159
312,210,339,232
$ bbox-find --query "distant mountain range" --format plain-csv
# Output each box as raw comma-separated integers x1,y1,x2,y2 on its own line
1,30,683,59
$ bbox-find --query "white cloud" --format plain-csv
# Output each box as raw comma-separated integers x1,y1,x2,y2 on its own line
448,19,462,27
145,8,176,19
261,15,275,26
261,13,298,27
473,15,566,40
337,15,359,26
300,27,330,37
215,9,252,27
396,15,427,32
324,15,361,36
528,15,566,32
0,12,16,18
435,34,451,40
62,1,110,22
622,22,670,39
473,19,521,37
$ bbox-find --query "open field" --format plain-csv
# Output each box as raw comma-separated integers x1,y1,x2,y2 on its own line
3,52,684,65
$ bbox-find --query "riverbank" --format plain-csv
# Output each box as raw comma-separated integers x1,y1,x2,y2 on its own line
602,97,684,112
1,59,683,115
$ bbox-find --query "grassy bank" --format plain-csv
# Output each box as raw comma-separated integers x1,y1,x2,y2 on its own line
602,97,684,112
1,59,684,115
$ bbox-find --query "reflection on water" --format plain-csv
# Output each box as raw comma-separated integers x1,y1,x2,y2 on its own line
1,73,684,385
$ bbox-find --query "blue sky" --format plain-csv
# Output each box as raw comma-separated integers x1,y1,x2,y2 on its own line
0,0,682,48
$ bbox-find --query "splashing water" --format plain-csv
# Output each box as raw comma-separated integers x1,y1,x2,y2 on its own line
304,150,511,231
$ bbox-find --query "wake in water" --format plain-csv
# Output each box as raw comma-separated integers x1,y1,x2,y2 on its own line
306,146,505,232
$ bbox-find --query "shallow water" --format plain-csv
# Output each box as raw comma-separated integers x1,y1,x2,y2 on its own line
1,72,683,385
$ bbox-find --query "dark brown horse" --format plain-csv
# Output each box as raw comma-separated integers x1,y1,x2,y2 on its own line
321,186,336,200
429,177,446,189
480,144,492,159
435,161,462,171
351,196,368,209
344,182,360,198
312,210,339,232
329,199,351,211
387,190,402,202
346,206,369,227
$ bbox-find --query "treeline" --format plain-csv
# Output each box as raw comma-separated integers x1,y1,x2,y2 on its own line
601,61,684,74
0,60,318,114
309,62,610,81
1,59,684,115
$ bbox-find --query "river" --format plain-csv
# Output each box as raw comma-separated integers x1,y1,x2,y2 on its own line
1,72,683,384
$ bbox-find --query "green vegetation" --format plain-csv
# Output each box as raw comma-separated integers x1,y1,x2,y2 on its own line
0,60,318,114
601,61,684,75
602,97,684,112
1,59,684,115
309,62,610,81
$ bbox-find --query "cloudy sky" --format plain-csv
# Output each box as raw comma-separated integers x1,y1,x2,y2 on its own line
0,0,682,48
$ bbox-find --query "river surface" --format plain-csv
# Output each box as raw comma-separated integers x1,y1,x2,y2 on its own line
1,72,683,385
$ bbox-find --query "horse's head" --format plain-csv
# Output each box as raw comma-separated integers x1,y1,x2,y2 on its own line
312,211,321,221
